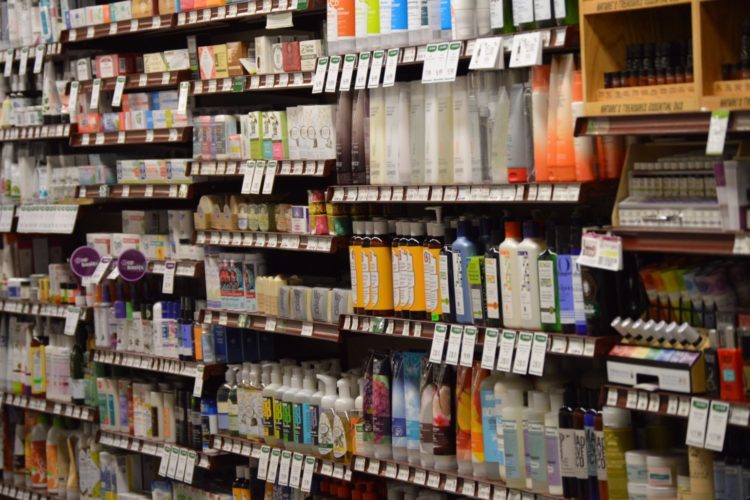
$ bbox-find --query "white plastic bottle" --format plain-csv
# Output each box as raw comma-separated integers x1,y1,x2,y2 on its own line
495,374,533,480
276,366,294,448
517,220,546,330
237,363,251,438
296,369,316,454
285,367,303,451
248,364,263,440
545,388,566,496
524,390,550,493
499,221,523,329
502,387,527,490
353,377,366,456
261,363,282,446
316,374,338,459
333,377,355,462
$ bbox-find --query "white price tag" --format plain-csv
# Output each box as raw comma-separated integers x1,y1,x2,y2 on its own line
606,388,619,406
3,49,12,77
257,445,272,480
704,401,730,452
427,472,441,488
278,451,292,485
382,48,400,87
441,42,462,81
444,476,458,492
686,398,710,447
444,325,464,366
459,326,477,367
481,328,499,369
250,161,265,194
111,76,127,107
33,45,45,74
367,50,385,88
262,161,277,194
527,332,548,376
241,160,256,194
648,393,661,413
325,55,341,93
158,445,171,477
289,453,304,489
18,47,28,75
567,337,584,355
354,52,371,90
509,31,543,68
384,462,397,478
512,331,534,374
301,322,314,337
707,110,730,156
162,260,176,294
183,452,197,484
68,81,80,119
413,469,427,485
339,54,357,91
300,456,316,493
666,396,679,415
678,397,691,417
177,81,190,114
496,330,517,372
469,37,503,70
429,323,448,363
729,405,750,427
462,480,476,496
637,391,649,411
311,57,328,94
64,306,81,335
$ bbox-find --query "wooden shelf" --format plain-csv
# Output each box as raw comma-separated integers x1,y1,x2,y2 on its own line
0,124,71,142
75,70,191,93
328,181,616,204
70,127,191,146
77,183,192,200
196,230,346,253
191,159,332,177
352,454,564,500
200,309,341,342
593,226,744,255
192,72,313,95
602,384,750,429
93,349,224,377
581,0,692,16
2,392,97,422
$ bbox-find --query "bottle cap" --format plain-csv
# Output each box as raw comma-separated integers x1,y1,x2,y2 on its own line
504,221,521,239
522,220,541,239
410,221,426,237
373,220,388,235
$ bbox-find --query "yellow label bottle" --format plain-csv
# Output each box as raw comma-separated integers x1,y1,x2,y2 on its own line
407,222,427,319
361,221,373,312
369,220,394,315
350,222,364,314
423,226,443,321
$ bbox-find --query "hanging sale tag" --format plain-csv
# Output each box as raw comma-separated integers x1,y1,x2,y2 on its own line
324,55,341,93
481,328,500,370
367,50,385,88
339,54,357,91
444,325,464,365
512,331,534,374
704,401,730,452
90,78,102,110
429,323,448,363
459,326,477,367
177,81,190,114
111,76,127,107
162,260,176,294
496,330,517,372
354,52,371,90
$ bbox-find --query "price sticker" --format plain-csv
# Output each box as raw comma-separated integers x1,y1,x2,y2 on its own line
606,388,619,407
397,464,410,481
427,472,441,488
130,19,139,31
636,391,649,411
481,328,500,369
512,331,534,374
729,405,750,427
325,55,341,93
367,50,385,88
413,469,427,485
301,322,314,337
262,160,277,194
496,330,517,372
444,477,458,492
686,398,710,448
704,401,730,451
311,57,328,94
367,459,381,474
429,323,448,363
459,326,477,367
648,393,661,413
109,23,118,34
528,332,548,376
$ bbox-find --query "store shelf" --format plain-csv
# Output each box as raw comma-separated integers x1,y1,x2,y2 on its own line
328,181,613,204
581,0,692,16
62,14,174,43
0,481,60,500
10,42,63,60
98,430,215,470
70,127,191,147
200,309,341,342
601,384,750,429
592,226,744,255
192,72,313,95
149,259,204,277
175,2,321,29
340,314,617,360
351,454,560,500
2,393,97,422
75,70,191,93
77,183,193,200
195,230,346,253
0,124,71,142
191,159,332,177
0,300,91,320
575,110,750,136
93,349,225,377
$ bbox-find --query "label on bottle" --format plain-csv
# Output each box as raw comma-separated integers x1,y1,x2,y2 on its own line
332,413,349,459
489,0,504,28
546,424,562,489
438,253,451,315
503,419,522,480
282,400,293,442
528,422,546,482
585,424,597,478
370,251,380,308
392,246,401,310
409,245,426,313
533,0,552,21
468,256,485,321
317,411,334,456
485,257,500,320
293,402,304,444
371,246,394,311
500,249,514,321
558,427,577,478
538,259,557,324
309,403,320,445
518,250,534,321
400,247,411,309
574,428,588,479
480,389,499,463
262,395,274,437
349,248,359,308
361,248,371,308
553,0,566,18
512,0,533,24
557,255,575,326
594,429,607,480
452,252,465,316
424,248,440,316
273,397,283,440
571,256,586,329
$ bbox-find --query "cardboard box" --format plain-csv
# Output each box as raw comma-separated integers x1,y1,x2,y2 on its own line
282,41,301,72
143,52,169,73
95,54,136,78
225,41,247,77
131,0,158,18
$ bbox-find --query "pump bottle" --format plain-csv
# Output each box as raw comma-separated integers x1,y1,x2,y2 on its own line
316,374,338,460
452,217,478,324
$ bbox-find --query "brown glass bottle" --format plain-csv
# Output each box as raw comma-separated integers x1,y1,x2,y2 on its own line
351,220,365,315
368,220,394,317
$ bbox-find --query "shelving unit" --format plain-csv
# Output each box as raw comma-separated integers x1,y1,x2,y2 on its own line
2,393,97,422
70,127,191,146
200,309,341,342
77,183,193,200
195,230,346,253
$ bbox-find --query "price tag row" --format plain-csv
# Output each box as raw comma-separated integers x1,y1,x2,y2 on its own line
0,124,70,141
353,455,502,499
149,260,199,277
247,440,343,492
0,300,74,318
329,183,581,203
193,159,328,176
197,231,335,252
3,393,94,421
176,0,296,27
194,72,310,94
606,387,750,452
66,15,165,42
342,315,597,368
79,183,188,199
0,482,54,500
16,204,79,234
93,350,200,378
8,43,61,61
76,128,184,147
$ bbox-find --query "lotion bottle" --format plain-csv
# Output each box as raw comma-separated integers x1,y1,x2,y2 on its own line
518,221,545,330
452,217,478,324
316,374,338,459
499,221,523,329
261,363,281,445
502,387,527,489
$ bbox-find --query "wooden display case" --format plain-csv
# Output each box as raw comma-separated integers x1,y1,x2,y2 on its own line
581,1,699,115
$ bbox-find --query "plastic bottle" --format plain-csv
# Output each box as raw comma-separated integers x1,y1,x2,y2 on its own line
333,377,354,463
500,221,523,328
471,362,490,478
228,366,240,437
277,366,294,446
391,352,407,461
66,434,79,500
285,367,303,450
439,222,457,323
480,371,503,480
452,217,478,324
495,374,533,480
456,364,473,474
391,221,404,318
602,406,633,500
433,363,456,471
295,369,316,454
538,224,561,333
351,377,365,456
484,229,503,328
45,416,66,493
262,363,282,445
370,220,395,316
407,221,427,320
317,374,338,459
217,368,234,435
518,220,546,330
30,415,49,489
351,221,365,315
502,387,527,489
248,364,263,440
525,391,550,493
237,364,251,438
546,388,565,496
420,361,436,468
547,54,576,182
309,368,325,455
424,207,444,322
372,353,392,459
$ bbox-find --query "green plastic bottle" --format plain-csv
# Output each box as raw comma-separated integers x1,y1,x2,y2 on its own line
538,224,561,333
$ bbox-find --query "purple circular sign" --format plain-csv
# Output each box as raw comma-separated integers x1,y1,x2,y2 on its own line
117,249,148,282
69,246,101,278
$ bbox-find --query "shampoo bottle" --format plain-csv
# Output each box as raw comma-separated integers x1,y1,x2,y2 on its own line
456,364,473,474
471,362,490,478
316,374,338,459
525,391,550,493
424,207,445,322
433,363,456,471
333,377,354,463
439,222,457,323
546,388,565,496
480,371,504,480
391,352,407,461
408,221,427,320
261,363,281,445
502,387,527,489
538,224,561,333
518,221,546,330
500,221,523,329
452,217,478,325
531,65,551,181
420,361,436,468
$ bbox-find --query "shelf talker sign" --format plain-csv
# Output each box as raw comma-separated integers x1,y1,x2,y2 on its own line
117,249,148,282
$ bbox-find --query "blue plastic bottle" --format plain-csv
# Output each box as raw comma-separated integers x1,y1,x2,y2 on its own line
452,217,478,324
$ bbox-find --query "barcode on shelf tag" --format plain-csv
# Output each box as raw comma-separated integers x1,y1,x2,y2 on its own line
301,322,314,337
